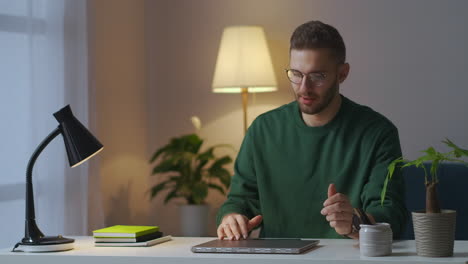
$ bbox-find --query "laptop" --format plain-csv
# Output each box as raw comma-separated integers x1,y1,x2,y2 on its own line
191,238,319,254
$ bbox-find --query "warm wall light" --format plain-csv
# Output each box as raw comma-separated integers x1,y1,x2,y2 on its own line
212,26,277,133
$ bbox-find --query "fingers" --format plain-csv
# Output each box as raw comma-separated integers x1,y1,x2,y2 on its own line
217,224,225,240
321,201,353,215
325,211,353,222
227,217,242,240
322,187,354,236
325,212,353,233
218,213,239,240
323,192,350,207
329,220,352,235
218,213,257,240
223,223,235,240
327,183,337,198
322,186,353,216
235,215,249,239
247,215,263,231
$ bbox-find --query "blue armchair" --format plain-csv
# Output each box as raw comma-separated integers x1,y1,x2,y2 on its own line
401,163,468,240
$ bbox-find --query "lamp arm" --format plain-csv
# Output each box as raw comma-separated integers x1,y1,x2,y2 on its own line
24,126,61,241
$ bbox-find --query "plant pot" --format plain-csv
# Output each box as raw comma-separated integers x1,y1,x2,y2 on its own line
412,209,456,257
179,204,209,237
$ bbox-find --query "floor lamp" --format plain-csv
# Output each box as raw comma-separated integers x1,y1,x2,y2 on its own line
212,26,277,134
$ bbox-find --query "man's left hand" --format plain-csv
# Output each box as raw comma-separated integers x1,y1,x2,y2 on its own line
321,183,353,236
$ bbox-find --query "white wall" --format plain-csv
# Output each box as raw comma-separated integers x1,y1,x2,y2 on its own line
145,0,468,236
0,0,90,248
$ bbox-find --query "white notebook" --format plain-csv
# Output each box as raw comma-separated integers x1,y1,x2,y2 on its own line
95,235,172,247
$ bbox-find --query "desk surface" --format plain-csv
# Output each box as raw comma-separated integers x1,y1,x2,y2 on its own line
1,237,467,264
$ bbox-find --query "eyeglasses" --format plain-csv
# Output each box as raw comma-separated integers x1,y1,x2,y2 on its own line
285,69,327,86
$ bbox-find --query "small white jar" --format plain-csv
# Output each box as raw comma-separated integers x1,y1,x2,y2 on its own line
359,223,392,257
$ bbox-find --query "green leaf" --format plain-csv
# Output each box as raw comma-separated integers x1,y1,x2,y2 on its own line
380,157,404,206
443,138,468,158
152,159,179,175
381,174,389,206
168,175,181,186
207,155,233,188
191,182,208,204
209,167,231,188
149,133,235,205
219,169,231,188
207,183,226,195
381,139,468,207
422,146,437,157
150,144,171,163
193,147,215,182
149,180,171,199
197,147,215,162
178,134,203,154
164,190,180,204
169,151,195,164
444,157,468,165
387,160,397,180
212,156,233,168
430,160,440,183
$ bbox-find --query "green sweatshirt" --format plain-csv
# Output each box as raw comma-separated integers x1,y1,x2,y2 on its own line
216,95,407,239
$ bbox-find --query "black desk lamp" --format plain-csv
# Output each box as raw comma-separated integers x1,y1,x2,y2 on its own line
14,105,103,252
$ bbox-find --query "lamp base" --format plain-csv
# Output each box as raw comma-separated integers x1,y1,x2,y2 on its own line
16,236,74,252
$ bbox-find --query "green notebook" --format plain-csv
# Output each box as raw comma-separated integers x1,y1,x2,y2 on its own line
93,225,159,238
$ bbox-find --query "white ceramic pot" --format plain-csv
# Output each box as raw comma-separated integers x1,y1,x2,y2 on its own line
179,204,210,237
412,209,456,257
359,223,393,257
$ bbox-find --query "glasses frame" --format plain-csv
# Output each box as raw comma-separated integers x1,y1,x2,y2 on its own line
285,68,328,87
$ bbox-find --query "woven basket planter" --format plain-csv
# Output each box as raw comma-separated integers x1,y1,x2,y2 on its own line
412,210,456,257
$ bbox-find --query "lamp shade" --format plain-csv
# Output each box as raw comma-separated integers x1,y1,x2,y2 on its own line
53,105,103,168
212,26,277,93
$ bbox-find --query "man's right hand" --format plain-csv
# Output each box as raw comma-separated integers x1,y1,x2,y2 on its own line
217,213,262,240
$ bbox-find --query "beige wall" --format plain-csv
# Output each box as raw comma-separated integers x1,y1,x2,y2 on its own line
145,0,468,236
88,0,468,236
89,0,151,229
145,0,295,236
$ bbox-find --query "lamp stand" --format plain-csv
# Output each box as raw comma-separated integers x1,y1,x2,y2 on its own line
241,87,248,134
13,127,74,252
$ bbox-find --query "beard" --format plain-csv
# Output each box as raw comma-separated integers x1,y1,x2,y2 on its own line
296,77,339,115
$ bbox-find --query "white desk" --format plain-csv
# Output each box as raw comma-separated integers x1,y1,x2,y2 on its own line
1,237,467,264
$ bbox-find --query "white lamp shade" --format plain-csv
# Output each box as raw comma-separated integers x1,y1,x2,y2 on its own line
212,26,277,93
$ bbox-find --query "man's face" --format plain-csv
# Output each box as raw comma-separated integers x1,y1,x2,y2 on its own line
289,48,345,115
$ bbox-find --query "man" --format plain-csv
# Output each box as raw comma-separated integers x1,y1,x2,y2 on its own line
216,21,407,240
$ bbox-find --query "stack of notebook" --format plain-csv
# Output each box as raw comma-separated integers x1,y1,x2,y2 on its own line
93,225,171,247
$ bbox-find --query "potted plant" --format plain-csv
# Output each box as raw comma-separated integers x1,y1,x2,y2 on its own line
149,117,233,236
381,138,468,257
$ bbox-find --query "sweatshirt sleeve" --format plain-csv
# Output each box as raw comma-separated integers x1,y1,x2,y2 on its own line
361,125,409,238
216,122,261,227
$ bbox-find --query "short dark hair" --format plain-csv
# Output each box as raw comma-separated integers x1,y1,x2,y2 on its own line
290,21,346,64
